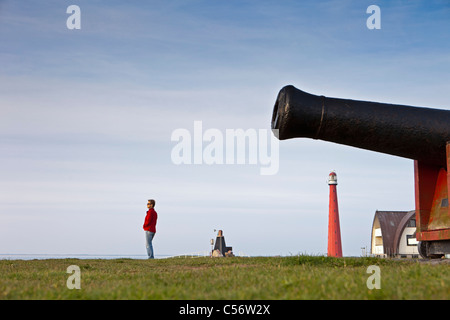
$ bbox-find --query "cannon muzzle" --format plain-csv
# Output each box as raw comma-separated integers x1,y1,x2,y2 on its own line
271,85,450,167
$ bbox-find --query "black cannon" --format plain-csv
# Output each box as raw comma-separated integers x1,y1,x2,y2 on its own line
272,85,450,258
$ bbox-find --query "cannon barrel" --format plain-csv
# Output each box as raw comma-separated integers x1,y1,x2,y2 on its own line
271,85,450,167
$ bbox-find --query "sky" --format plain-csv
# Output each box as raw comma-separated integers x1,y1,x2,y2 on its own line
1,0,449,257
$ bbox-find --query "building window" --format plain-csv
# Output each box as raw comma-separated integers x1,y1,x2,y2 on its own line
407,219,416,228
406,234,418,246
375,236,383,246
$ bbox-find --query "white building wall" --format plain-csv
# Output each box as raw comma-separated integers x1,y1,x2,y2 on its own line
398,227,418,255
371,226,384,256
373,245,384,255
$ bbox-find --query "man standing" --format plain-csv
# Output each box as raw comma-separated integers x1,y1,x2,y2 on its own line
143,199,158,259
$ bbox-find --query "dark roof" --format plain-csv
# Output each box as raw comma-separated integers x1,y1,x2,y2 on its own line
393,210,416,251
372,210,415,256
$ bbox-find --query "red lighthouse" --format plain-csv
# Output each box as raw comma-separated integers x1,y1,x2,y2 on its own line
327,171,343,257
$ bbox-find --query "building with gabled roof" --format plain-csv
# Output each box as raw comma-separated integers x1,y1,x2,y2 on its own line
371,210,419,258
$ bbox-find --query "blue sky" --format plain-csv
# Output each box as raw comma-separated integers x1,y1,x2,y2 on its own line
1,1,449,257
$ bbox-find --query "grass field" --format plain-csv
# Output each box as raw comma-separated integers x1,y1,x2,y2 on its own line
0,255,448,300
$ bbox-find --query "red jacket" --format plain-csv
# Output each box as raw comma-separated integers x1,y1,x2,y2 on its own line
143,208,157,232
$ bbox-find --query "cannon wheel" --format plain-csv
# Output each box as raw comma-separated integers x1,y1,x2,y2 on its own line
418,241,427,259
418,241,445,259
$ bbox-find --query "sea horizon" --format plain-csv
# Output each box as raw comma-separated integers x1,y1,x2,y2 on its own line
0,253,203,260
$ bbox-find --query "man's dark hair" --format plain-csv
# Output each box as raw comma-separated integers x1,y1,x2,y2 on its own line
148,199,156,207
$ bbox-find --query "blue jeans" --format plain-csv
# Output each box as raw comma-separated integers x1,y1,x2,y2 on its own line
145,231,155,259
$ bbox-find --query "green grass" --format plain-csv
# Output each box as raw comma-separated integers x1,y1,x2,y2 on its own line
0,256,448,299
